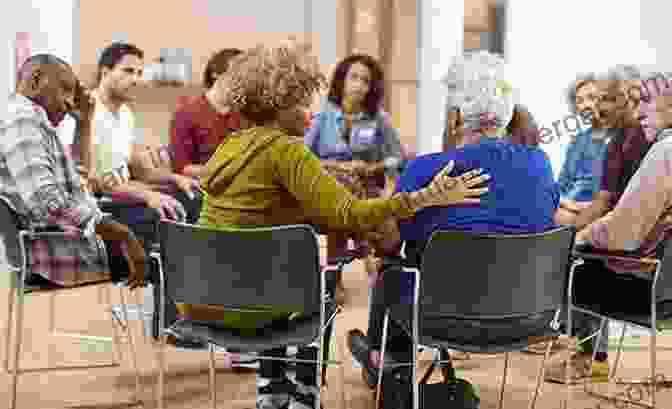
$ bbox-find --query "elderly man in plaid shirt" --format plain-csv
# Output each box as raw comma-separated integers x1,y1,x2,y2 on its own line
0,54,146,289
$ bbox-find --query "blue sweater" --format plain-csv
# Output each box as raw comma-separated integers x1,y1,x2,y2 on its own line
397,137,559,250
557,128,608,202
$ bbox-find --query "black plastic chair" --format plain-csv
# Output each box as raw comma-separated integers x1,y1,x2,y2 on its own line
152,220,347,409
0,198,142,409
376,226,576,409
567,240,672,408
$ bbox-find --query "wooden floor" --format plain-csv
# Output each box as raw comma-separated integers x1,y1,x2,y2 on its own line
2,259,672,408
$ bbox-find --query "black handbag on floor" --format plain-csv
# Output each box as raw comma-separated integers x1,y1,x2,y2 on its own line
379,348,479,409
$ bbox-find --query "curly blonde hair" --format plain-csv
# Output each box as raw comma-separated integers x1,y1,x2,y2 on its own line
218,41,327,124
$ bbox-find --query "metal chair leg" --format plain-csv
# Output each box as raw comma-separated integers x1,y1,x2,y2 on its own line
156,333,167,409
650,328,657,408
209,343,217,409
104,284,124,365
119,287,142,403
375,311,391,409
610,323,627,380
3,272,17,373
499,352,509,409
530,339,555,409
9,280,26,409
336,327,347,409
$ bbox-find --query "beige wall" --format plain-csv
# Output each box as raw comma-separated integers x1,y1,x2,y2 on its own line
76,0,496,149
76,0,325,146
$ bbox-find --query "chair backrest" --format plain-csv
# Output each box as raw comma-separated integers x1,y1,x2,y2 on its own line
419,226,575,318
655,237,672,302
0,198,23,270
158,221,322,315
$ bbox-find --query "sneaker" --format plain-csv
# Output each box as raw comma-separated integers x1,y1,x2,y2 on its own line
290,384,322,409
347,329,400,389
544,353,610,384
257,378,295,409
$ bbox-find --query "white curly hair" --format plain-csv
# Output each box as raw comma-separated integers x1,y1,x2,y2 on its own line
441,50,514,131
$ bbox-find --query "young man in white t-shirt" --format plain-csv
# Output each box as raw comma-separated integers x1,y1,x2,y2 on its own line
85,43,207,348
85,42,199,222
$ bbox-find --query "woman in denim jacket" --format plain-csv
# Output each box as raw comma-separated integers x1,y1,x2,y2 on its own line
304,54,404,305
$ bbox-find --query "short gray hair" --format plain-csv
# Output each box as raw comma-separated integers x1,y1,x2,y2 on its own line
566,72,597,114
600,64,644,82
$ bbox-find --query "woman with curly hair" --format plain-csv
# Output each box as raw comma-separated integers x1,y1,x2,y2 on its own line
304,54,404,305
179,41,489,409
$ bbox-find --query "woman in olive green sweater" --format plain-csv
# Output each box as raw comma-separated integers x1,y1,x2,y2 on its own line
185,41,489,409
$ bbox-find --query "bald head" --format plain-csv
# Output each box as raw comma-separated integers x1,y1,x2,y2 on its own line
17,54,71,86
16,54,78,126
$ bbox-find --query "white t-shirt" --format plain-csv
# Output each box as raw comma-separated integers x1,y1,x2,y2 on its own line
90,91,137,182
56,115,77,147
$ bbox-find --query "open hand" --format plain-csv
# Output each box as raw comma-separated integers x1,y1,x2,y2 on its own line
417,160,490,208
95,220,147,289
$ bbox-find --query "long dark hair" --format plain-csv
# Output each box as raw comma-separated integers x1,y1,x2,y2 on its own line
327,54,384,117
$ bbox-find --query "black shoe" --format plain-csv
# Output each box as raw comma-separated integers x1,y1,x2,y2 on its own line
166,334,207,349
347,329,399,389
257,378,295,409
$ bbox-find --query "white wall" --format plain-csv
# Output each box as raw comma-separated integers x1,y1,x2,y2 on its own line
416,0,464,155
506,0,659,176
0,0,78,105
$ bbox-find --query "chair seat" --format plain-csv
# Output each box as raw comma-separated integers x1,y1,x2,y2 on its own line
169,315,324,353
573,301,672,330
420,329,560,354
21,275,113,294
387,304,561,354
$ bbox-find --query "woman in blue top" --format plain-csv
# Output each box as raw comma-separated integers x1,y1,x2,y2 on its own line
305,54,404,304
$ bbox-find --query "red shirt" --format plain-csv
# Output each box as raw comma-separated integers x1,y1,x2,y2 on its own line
169,94,241,174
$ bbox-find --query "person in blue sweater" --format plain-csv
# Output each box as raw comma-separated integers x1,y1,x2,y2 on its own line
347,50,561,388
555,73,609,226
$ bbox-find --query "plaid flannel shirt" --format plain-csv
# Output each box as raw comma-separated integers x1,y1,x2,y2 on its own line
0,94,108,286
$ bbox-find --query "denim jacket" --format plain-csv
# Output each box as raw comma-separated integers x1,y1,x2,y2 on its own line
304,100,403,177
557,128,608,201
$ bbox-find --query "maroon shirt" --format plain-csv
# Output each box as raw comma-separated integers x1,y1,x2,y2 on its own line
169,94,241,174
600,126,654,208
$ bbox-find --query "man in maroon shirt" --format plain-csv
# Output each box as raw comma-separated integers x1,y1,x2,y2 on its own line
169,48,243,178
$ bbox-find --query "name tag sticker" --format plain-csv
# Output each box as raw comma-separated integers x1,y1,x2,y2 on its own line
356,128,376,144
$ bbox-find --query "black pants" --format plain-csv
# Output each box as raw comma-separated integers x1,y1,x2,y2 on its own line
98,191,202,336
259,272,338,386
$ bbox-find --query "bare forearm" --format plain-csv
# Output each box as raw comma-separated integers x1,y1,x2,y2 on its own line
102,181,152,204
574,195,611,230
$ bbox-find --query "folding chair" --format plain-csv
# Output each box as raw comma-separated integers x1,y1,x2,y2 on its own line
0,198,143,409
152,221,346,409
375,226,576,409
567,240,672,408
